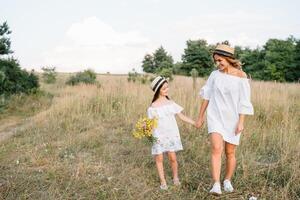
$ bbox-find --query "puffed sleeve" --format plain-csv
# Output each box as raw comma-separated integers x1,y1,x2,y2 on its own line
147,108,154,119
172,102,183,114
238,79,254,115
199,70,216,100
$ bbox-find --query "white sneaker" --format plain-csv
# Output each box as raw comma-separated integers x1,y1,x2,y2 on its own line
209,182,222,195
223,179,234,192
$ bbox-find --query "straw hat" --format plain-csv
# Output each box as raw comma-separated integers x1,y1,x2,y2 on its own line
150,76,169,93
213,44,235,58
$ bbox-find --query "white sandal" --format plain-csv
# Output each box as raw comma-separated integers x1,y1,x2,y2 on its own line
160,184,168,190
173,178,181,186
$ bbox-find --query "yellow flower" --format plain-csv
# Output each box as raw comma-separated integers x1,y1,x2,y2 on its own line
132,117,157,144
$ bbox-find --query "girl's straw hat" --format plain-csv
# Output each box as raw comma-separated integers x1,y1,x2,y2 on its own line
213,44,235,58
150,76,169,93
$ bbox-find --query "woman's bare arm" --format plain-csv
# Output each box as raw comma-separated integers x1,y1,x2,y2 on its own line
195,99,209,128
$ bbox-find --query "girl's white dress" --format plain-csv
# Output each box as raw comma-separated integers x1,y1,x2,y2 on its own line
200,70,254,145
147,102,183,155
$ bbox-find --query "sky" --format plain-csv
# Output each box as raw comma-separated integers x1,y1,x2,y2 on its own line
1,0,300,73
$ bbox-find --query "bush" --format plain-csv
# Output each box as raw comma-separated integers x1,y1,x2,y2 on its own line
140,75,148,84
127,69,139,82
190,68,199,90
0,58,39,96
158,68,173,81
66,69,97,86
190,68,199,77
42,66,57,84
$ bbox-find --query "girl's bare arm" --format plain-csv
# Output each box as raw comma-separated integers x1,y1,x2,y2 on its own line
176,113,195,126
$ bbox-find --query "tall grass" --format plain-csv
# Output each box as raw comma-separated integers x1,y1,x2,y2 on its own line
0,74,299,199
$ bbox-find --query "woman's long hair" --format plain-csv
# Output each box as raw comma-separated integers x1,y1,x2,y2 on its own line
151,80,170,103
213,54,251,79
213,54,242,70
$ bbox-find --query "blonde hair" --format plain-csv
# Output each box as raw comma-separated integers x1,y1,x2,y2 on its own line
214,54,243,70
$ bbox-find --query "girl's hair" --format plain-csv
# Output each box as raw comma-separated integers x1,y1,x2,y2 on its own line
151,80,170,103
213,54,242,70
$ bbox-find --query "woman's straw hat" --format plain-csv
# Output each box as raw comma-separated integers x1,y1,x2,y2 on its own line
213,44,235,58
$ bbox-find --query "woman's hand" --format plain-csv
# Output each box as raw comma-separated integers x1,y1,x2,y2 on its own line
236,114,245,135
235,122,244,135
195,117,204,128
196,100,209,129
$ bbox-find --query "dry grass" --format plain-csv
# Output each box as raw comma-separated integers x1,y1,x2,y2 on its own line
0,74,299,199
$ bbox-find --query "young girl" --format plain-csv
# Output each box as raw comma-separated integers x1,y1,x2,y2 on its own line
147,76,195,190
195,43,254,195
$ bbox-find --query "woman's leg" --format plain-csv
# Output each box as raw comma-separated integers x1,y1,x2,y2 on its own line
210,133,224,183
155,154,166,185
167,152,178,181
224,142,236,180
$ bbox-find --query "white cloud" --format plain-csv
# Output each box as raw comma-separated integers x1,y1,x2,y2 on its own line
171,11,295,48
42,17,156,73
24,12,300,73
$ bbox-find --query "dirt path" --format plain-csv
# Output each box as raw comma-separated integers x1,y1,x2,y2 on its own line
0,117,34,143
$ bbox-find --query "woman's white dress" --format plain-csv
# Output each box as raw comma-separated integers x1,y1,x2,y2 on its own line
147,102,183,155
200,70,254,145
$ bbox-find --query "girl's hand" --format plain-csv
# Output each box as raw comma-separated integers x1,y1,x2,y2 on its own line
235,122,244,135
195,117,204,128
191,120,196,126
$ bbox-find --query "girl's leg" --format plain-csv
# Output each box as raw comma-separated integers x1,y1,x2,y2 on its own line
167,152,178,181
224,142,236,180
210,133,224,183
155,154,166,185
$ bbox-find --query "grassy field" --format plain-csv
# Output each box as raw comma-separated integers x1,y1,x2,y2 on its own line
0,74,299,199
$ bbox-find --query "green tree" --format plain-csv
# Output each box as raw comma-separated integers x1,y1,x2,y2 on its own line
153,46,173,72
288,39,300,82
141,54,155,73
234,45,243,59
264,37,296,82
141,46,174,74
181,40,214,76
240,47,266,80
0,22,39,95
239,36,300,82
0,22,12,55
173,62,183,75
0,70,5,83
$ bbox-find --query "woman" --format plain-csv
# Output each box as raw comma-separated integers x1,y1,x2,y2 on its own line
195,43,254,195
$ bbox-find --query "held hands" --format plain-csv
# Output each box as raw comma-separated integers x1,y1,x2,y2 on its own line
190,120,196,126
195,117,204,128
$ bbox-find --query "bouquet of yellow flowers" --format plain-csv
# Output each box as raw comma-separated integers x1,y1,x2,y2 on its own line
132,117,158,144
